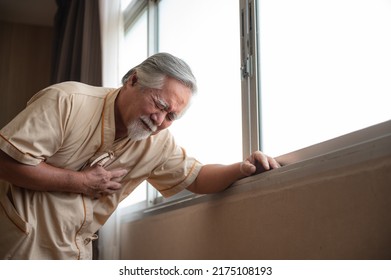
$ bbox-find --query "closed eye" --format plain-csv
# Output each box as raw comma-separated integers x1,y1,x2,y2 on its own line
166,112,177,122
154,99,166,111
153,98,177,122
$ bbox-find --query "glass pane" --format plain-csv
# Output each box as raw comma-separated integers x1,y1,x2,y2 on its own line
121,0,132,11
158,0,242,165
120,8,148,78
119,7,148,208
258,0,391,156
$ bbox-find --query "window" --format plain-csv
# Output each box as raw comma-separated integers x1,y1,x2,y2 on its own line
119,0,391,210
119,0,241,208
118,1,149,207
120,7,148,77
256,0,391,156
158,0,242,165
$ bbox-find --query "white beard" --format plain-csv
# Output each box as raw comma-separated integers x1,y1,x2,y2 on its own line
127,116,157,141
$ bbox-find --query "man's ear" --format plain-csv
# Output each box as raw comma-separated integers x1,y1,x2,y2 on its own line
131,72,138,86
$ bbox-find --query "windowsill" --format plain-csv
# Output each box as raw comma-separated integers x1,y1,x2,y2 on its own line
120,120,391,223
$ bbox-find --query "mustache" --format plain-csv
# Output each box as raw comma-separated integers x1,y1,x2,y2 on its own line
140,116,157,132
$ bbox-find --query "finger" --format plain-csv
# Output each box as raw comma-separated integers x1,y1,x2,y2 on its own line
110,168,128,180
106,181,122,190
93,184,121,198
240,161,256,176
110,177,123,183
253,151,270,171
268,156,281,169
101,188,118,195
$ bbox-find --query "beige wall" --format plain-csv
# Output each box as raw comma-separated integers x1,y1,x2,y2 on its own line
119,134,391,260
0,21,52,128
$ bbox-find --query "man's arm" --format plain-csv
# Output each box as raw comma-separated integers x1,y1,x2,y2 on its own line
187,151,280,194
0,150,127,198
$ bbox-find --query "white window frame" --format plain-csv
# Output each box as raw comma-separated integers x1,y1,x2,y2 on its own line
122,0,261,212
120,0,391,219
122,0,160,208
123,0,159,54
240,0,261,158
122,0,199,210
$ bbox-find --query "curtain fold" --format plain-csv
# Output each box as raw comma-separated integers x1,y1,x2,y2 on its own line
51,0,102,86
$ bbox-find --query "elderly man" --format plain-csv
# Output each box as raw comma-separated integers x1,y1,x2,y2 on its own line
0,53,279,259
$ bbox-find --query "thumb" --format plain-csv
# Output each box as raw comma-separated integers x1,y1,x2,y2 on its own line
240,161,256,176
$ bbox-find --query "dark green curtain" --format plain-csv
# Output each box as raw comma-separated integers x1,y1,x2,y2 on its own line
51,0,102,86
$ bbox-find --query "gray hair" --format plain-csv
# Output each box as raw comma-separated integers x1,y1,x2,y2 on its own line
121,52,197,94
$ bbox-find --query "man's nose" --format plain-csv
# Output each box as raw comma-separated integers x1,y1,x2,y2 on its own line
150,112,166,126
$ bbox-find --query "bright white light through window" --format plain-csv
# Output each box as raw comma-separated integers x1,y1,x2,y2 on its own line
159,0,242,165
119,7,148,207
259,0,391,156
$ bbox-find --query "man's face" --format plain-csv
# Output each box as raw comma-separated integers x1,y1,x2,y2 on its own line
123,77,192,141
